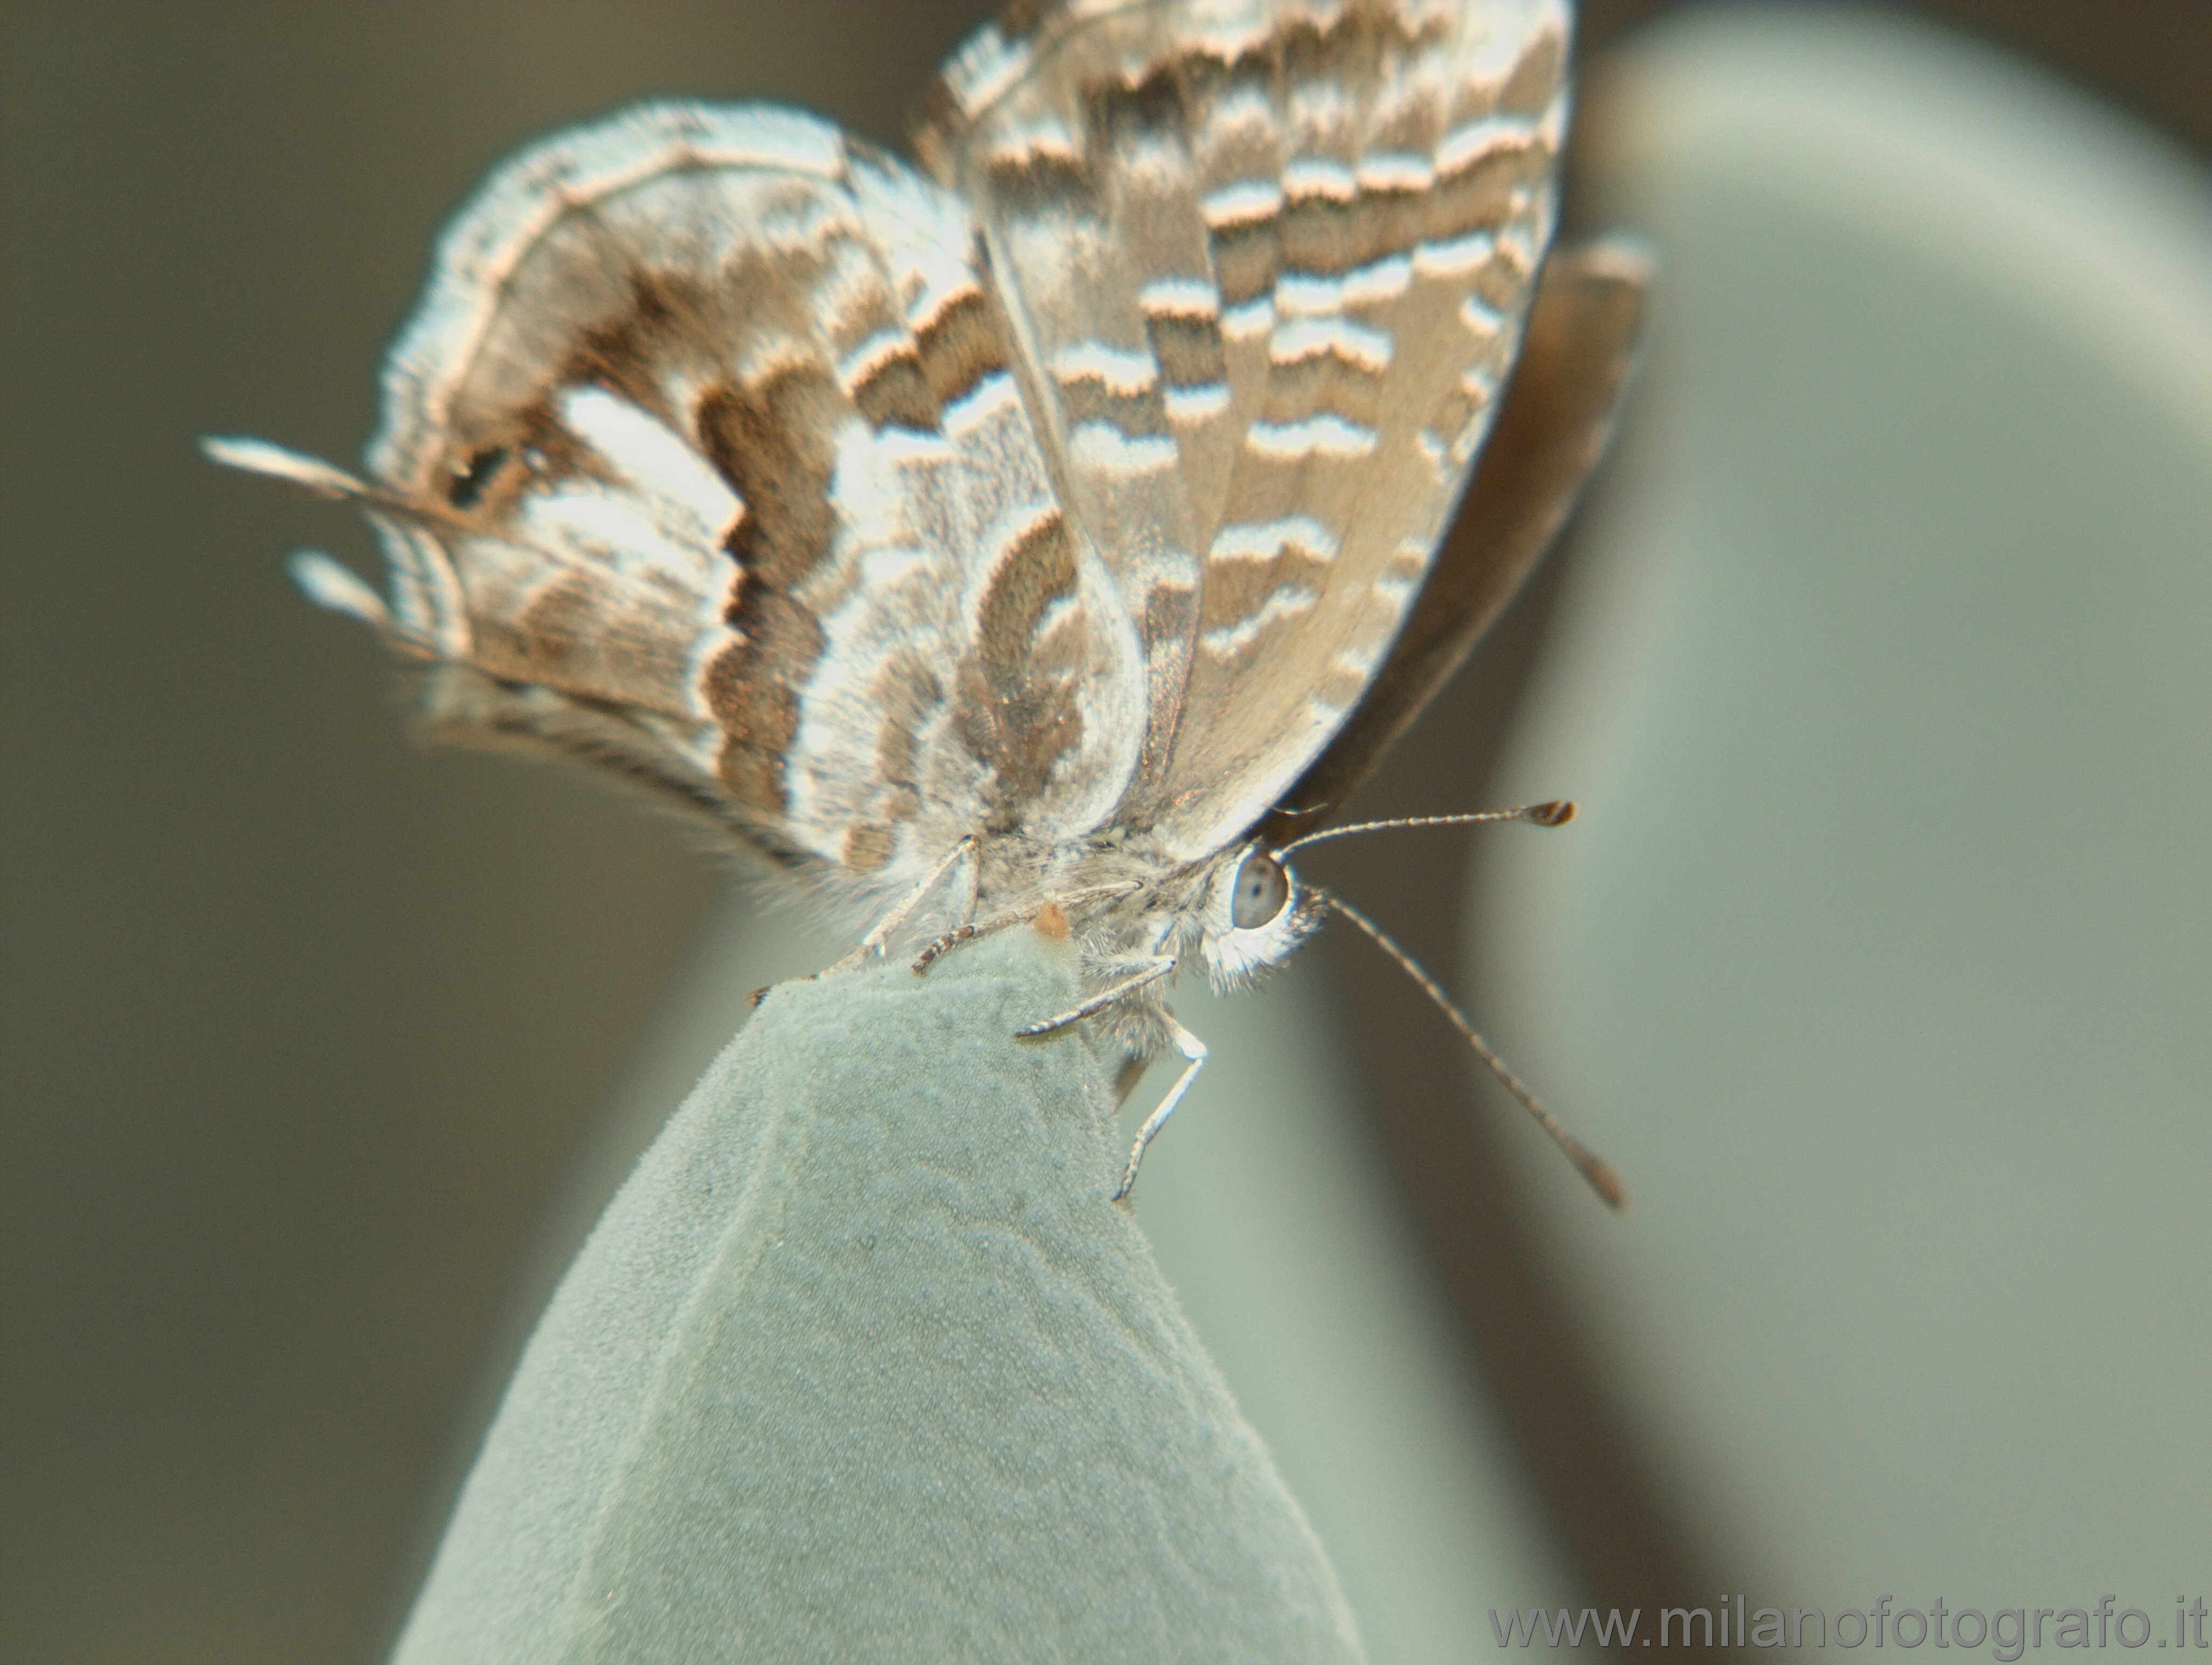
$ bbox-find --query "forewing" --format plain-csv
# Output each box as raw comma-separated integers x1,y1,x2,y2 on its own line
918,0,1572,859
1259,235,1651,843
267,104,1145,896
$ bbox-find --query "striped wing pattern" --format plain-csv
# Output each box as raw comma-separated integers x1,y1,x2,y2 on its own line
213,0,1585,928
204,0,1644,1204
919,0,1570,859
320,105,1148,900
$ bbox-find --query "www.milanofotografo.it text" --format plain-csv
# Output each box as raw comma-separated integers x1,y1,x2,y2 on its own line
1489,1595,2210,1655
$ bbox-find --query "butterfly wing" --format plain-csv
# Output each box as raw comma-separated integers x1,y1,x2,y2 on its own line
917,0,1573,860
1260,234,1651,840
225,103,1149,907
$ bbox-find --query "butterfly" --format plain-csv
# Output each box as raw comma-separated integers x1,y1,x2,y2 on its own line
207,0,1646,1202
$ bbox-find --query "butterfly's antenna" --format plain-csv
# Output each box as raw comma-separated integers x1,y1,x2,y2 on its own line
1321,891,1629,1213
1278,801,1574,857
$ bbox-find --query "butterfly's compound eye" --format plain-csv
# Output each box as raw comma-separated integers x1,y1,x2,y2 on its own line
1230,849,1291,930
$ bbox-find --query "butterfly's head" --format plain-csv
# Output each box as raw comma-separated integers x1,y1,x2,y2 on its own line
1197,843,1324,992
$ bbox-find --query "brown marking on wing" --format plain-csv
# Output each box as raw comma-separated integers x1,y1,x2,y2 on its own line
847,342,937,432
1211,214,1278,313
427,257,831,526
954,511,1087,831
550,268,752,427
1259,240,1652,846
979,144,1090,209
1198,542,1335,640
703,586,826,816
1264,345,1388,430
847,283,1006,432
867,647,942,828
915,287,1006,409
840,823,898,871
481,571,596,678
1054,373,1166,435
695,367,843,592
1147,306,1228,394
459,560,710,725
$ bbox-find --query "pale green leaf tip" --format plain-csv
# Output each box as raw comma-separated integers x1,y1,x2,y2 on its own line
392,927,1365,1664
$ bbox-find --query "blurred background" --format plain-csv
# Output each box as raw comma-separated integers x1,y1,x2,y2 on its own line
5,4,2207,1661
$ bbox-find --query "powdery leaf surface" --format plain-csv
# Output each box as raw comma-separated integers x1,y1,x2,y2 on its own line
392,926,1363,1664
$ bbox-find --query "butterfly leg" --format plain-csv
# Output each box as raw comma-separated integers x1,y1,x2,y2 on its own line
911,913,999,973
825,834,978,975
1014,955,1176,1035
911,879,1142,973
1111,1017,1207,1203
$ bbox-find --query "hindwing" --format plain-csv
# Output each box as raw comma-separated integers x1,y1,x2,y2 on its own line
235,103,1150,906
